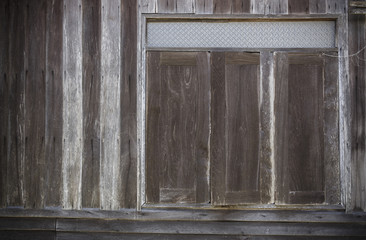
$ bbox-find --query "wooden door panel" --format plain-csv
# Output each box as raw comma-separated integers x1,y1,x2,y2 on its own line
275,53,340,205
211,52,261,205
146,51,210,204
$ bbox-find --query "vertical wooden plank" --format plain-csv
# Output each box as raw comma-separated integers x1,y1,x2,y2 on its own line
121,0,138,208
210,52,226,205
24,0,47,208
213,0,232,14
259,51,275,204
177,0,194,13
265,0,288,14
195,52,210,204
274,52,289,204
195,0,213,13
140,0,157,13
250,0,265,13
350,15,366,211
62,0,83,209
232,0,251,14
327,0,346,14
7,0,26,207
157,0,176,13
337,13,352,211
324,55,340,205
45,0,63,207
81,0,101,209
288,0,309,13
146,52,160,203
309,0,326,13
100,0,122,210
0,0,9,208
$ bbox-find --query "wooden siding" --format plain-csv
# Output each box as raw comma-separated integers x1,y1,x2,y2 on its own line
0,0,364,214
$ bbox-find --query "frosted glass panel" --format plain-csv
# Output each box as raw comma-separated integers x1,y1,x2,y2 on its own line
147,21,336,48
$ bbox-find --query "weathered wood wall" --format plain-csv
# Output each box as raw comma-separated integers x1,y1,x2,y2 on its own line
0,0,365,212
0,0,137,210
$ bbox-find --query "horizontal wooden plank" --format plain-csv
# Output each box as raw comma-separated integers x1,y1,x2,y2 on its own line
225,52,260,65
0,231,55,240
160,188,195,203
289,191,325,204
55,232,366,240
288,54,324,64
56,219,366,236
160,52,197,65
2,208,366,223
0,217,55,231
350,1,366,7
350,8,366,14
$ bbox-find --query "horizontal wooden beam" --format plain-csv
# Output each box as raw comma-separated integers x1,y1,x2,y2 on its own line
350,1,366,8
350,8,366,14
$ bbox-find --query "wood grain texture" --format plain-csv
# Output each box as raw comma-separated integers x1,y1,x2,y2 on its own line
195,0,213,13
212,52,261,205
324,55,340,205
274,52,289,204
140,0,156,13
327,0,347,14
157,0,176,13
309,0,326,13
81,0,101,209
0,231,56,240
100,0,122,210
146,52,210,204
9,0,26,207
250,0,265,13
62,0,83,209
210,52,226,205
0,0,9,208
259,51,274,204
232,0,251,13
213,0,232,13
121,0,138,208
25,0,47,209
288,0,309,13
176,0,194,13
45,0,63,207
349,15,366,211
266,0,288,14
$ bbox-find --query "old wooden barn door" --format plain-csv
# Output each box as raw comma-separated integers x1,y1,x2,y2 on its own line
145,51,340,207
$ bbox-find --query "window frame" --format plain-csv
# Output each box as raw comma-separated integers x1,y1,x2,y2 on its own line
137,13,350,211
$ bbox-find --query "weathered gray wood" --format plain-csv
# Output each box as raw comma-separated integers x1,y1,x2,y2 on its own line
121,0,138,208
0,0,9,208
146,52,210,204
45,0,63,207
0,231,56,240
195,0,214,13
327,0,347,13
157,0,176,13
337,14,352,211
81,0,101,209
100,0,122,210
350,8,366,14
274,52,289,204
250,0,265,13
25,0,47,209
6,0,25,207
176,0,194,13
324,55,340,205
349,15,366,211
0,217,56,231
140,0,157,13
309,0,326,13
56,218,366,236
259,51,274,204
62,0,83,209
288,0,309,13
232,0,251,13
4,208,366,222
265,0,288,14
350,1,366,7
210,52,226,205
213,0,232,13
